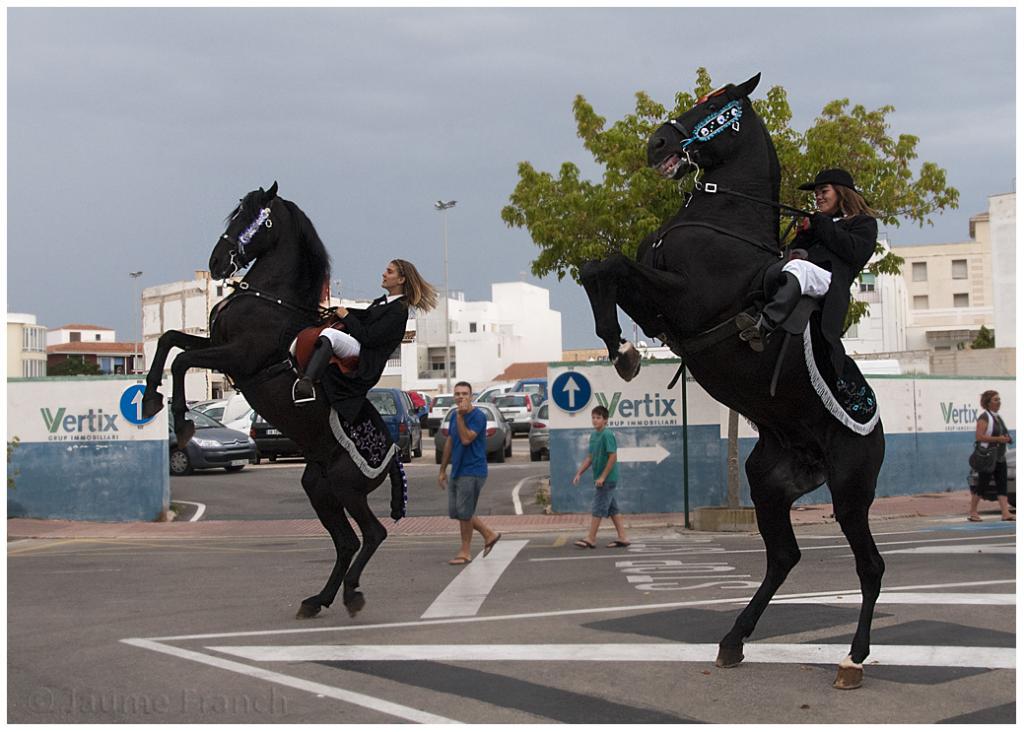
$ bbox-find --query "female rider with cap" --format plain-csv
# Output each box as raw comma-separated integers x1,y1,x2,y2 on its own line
739,168,879,375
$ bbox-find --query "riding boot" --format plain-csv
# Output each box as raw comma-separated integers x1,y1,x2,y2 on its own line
738,273,803,352
292,335,334,405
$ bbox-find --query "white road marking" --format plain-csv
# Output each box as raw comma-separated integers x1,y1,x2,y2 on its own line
773,592,1015,605
882,544,1016,555
530,533,1016,561
207,642,1015,670
138,579,1015,643
510,474,545,515
175,500,206,522
421,540,528,618
120,638,458,724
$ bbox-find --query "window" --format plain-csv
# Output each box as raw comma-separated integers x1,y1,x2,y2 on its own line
70,332,81,342
216,286,224,297
846,323,858,339
95,334,102,341
952,259,968,280
912,262,927,282
913,295,929,310
954,293,970,308
469,322,477,333
22,360,45,377
22,326,46,352
858,273,876,293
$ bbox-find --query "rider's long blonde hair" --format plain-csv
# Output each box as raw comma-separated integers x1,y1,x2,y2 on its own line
392,259,438,311
835,186,881,219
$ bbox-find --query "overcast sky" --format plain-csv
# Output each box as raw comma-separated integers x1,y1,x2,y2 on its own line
6,6,1016,351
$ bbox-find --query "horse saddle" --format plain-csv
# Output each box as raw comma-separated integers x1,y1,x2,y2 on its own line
291,323,360,374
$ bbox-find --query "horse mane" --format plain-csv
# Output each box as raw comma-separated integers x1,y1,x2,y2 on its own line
280,198,332,306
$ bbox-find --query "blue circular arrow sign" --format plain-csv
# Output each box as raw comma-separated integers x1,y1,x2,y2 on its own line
120,384,156,425
551,371,592,413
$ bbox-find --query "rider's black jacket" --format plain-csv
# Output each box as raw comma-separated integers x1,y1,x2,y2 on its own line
792,212,878,373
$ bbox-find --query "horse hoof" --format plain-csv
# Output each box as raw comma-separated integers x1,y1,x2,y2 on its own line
296,602,322,619
613,342,641,381
715,645,744,668
833,657,864,690
344,591,366,617
175,420,196,447
141,391,164,419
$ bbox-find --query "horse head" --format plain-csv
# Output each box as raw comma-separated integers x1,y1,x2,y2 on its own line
647,73,762,180
209,182,280,279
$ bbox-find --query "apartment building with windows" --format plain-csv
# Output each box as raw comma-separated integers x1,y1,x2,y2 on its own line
7,313,47,378
892,212,994,351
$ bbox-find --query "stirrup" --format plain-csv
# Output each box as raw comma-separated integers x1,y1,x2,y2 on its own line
292,378,317,405
735,313,765,353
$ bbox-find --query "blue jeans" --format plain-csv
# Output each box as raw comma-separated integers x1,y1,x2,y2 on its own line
591,481,620,518
449,475,486,520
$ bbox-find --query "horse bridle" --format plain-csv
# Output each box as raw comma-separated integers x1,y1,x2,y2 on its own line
221,202,275,278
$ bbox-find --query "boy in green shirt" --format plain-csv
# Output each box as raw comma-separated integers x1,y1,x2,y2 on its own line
572,405,630,549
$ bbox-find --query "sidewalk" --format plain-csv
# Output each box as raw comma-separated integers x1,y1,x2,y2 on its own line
7,490,992,540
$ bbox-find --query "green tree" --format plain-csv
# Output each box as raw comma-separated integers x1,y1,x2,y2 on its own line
48,358,102,376
971,325,995,349
502,67,958,328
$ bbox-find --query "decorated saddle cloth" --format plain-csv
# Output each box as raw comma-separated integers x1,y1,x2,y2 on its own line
327,398,398,482
803,320,880,436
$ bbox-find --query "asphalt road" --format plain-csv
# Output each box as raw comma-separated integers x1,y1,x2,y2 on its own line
7,516,1015,723
170,436,551,520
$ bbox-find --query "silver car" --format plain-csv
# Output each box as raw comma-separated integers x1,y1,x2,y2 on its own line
494,392,538,436
529,403,550,461
434,402,513,464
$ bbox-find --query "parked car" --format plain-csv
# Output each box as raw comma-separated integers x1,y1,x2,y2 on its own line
529,403,550,461
434,401,513,464
967,446,1016,507
426,393,456,435
168,409,256,476
193,394,254,433
406,390,431,429
512,377,548,405
369,388,423,462
250,413,303,464
494,392,538,435
477,382,516,404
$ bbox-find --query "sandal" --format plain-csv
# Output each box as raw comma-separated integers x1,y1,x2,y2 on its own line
607,540,632,548
1002,515,1016,521
483,533,502,557
448,556,472,565
574,539,596,549
967,515,983,522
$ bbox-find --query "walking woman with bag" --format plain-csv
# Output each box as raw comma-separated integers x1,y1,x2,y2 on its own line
968,390,1015,522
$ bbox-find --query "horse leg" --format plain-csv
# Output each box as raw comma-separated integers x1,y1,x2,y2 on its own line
828,430,885,689
717,440,815,668
167,343,241,445
580,254,669,359
296,463,361,619
141,331,210,419
337,485,388,617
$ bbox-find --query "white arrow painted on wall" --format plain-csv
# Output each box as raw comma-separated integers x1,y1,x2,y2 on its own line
617,445,670,464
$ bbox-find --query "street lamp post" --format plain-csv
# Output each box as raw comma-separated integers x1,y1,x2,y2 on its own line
433,200,456,392
129,271,143,374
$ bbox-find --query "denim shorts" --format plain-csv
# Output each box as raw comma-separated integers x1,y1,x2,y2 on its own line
449,475,486,520
591,481,620,518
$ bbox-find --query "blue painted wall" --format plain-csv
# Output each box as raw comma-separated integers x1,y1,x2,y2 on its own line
550,426,1016,512
7,438,169,521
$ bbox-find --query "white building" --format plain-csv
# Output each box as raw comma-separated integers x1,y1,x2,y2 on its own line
988,192,1015,347
402,282,562,392
843,237,909,355
7,313,47,378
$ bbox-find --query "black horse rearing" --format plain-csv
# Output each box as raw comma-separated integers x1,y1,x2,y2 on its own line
141,182,392,620
581,74,886,689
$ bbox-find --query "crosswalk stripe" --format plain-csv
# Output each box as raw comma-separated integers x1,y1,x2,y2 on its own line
421,539,528,618
206,642,1015,669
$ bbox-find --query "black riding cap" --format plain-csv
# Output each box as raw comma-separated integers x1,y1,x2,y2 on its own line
799,168,858,192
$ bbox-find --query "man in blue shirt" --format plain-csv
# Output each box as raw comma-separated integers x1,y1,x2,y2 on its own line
438,381,502,565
